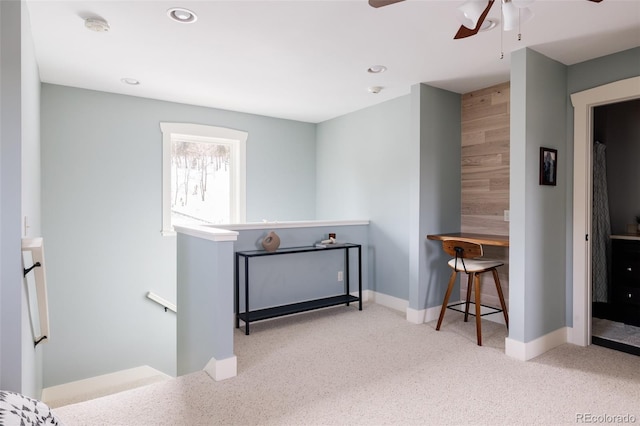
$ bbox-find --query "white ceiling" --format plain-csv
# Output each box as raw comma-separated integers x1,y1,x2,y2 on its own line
25,0,640,123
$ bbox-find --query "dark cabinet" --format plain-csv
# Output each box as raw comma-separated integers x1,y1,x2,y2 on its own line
611,238,640,326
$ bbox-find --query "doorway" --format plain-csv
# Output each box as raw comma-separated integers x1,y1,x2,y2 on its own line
570,76,640,348
590,99,640,356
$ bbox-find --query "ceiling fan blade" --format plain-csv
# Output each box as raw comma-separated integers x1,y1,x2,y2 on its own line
454,0,495,40
368,0,405,8
587,0,603,2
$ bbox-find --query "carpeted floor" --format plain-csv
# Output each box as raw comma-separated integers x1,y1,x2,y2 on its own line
54,303,640,425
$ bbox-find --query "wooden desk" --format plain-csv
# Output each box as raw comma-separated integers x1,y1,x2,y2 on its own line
426,232,509,247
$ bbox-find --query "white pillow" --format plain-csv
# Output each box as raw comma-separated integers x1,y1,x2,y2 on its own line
0,390,62,426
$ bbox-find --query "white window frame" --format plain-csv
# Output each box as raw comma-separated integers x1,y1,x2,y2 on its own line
161,122,247,236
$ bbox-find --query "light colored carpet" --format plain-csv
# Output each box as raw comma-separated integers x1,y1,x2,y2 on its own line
592,317,640,347
54,303,640,425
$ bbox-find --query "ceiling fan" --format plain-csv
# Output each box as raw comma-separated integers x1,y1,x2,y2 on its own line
368,0,603,40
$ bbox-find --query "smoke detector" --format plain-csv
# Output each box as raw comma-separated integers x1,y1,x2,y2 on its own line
85,17,110,32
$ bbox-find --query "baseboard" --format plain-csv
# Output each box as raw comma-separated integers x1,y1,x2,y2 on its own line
41,366,171,408
351,289,372,302
369,291,408,312
566,325,589,347
203,355,237,381
406,305,443,324
505,327,568,361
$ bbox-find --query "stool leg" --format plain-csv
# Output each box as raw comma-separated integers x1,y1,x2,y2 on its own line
436,270,457,331
464,273,473,322
492,268,509,328
475,273,482,346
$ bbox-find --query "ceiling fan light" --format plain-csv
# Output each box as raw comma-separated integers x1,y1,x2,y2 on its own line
456,0,488,29
512,0,535,8
502,2,533,31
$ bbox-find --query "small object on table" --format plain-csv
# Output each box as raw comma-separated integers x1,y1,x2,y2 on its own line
261,231,280,252
316,236,337,248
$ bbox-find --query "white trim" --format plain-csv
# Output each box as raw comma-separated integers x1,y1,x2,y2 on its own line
214,219,370,231
371,291,409,312
406,307,425,324
160,122,248,236
41,366,171,406
203,355,237,381
505,327,568,361
424,305,443,323
406,305,443,324
351,289,372,302
173,224,238,242
570,77,640,347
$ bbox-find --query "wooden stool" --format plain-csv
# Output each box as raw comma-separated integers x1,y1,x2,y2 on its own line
435,239,509,345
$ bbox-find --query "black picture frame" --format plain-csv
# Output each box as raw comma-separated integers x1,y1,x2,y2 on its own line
540,147,557,186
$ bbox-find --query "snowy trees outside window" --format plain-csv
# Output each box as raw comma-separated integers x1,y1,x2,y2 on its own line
171,140,231,224
161,123,247,235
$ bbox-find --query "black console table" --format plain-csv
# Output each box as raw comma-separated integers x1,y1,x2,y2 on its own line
235,243,362,335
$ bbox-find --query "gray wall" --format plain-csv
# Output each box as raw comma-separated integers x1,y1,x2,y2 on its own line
414,84,461,311
510,48,568,343
0,0,24,393
0,1,42,397
20,1,44,398
316,96,412,301
40,85,317,386
177,236,235,376
594,100,640,234
315,85,461,310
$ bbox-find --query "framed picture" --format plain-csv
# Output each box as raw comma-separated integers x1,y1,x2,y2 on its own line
539,147,557,186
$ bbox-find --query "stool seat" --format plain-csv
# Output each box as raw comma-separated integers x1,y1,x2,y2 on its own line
447,258,503,272
436,239,508,346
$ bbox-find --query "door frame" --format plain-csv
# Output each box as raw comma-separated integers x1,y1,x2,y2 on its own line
570,76,640,346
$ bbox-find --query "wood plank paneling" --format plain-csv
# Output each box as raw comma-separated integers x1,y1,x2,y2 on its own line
461,81,510,235
460,82,510,309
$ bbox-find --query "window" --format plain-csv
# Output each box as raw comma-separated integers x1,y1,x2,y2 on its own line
161,123,247,235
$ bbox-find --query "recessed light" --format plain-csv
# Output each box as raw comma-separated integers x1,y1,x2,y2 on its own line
367,65,387,74
368,86,383,94
167,7,197,23
121,78,140,85
84,17,110,32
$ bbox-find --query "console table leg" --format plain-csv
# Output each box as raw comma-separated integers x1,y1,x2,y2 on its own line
245,258,250,335
345,248,350,306
235,253,240,329
358,246,362,310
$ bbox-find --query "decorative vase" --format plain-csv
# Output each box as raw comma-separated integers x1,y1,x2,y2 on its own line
261,231,280,252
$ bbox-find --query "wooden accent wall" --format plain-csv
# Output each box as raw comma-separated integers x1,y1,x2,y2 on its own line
461,82,510,235
460,82,510,310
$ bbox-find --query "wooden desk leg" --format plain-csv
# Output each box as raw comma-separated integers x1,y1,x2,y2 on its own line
464,273,473,322
436,270,457,331
492,269,509,328
475,274,482,346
